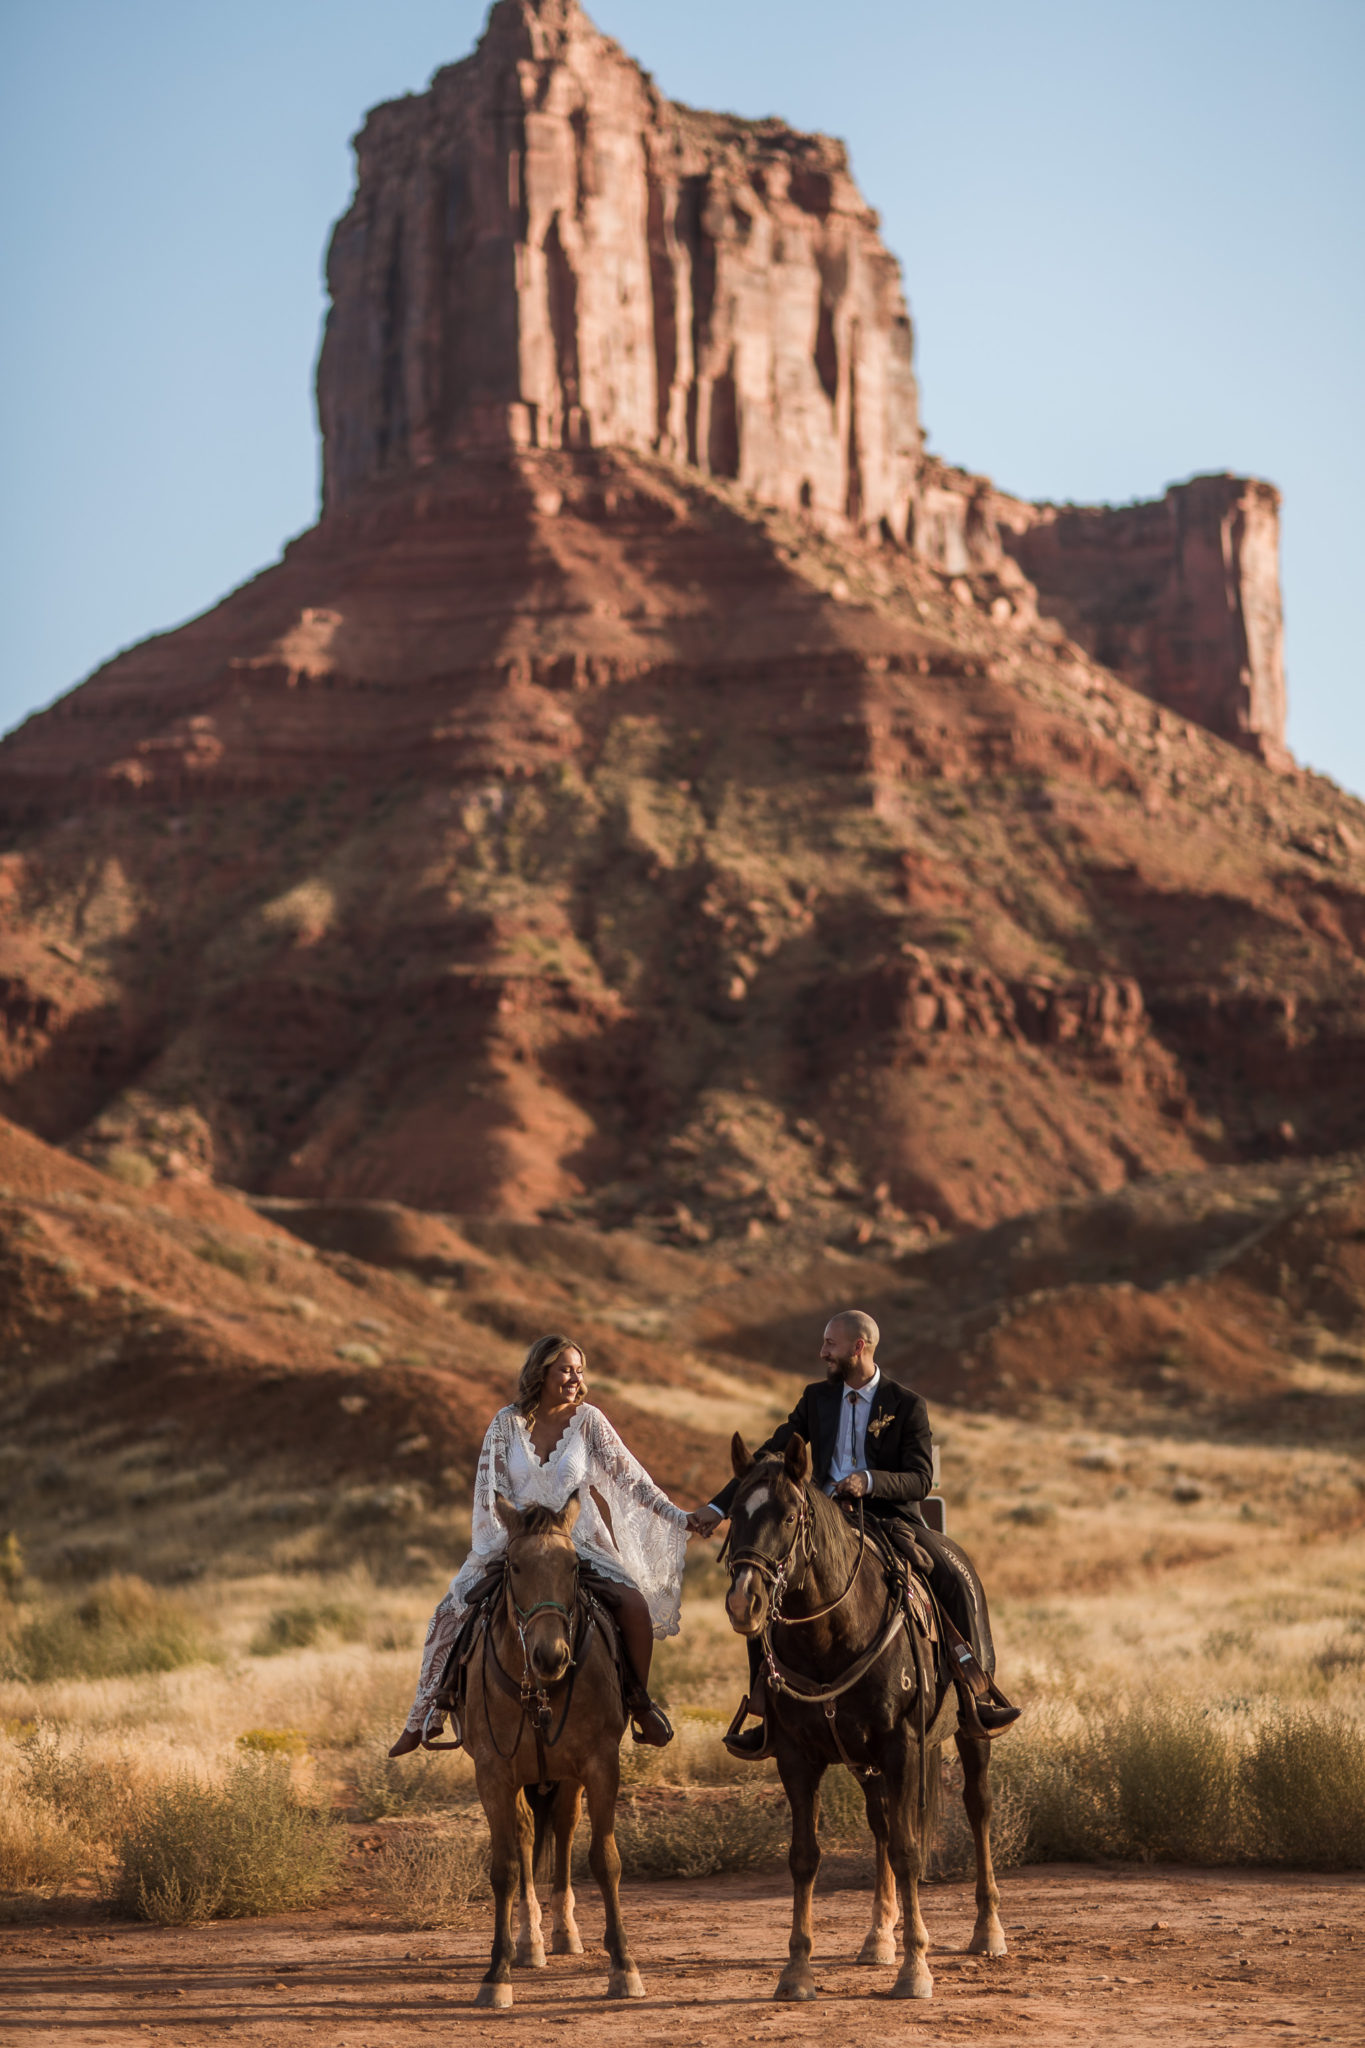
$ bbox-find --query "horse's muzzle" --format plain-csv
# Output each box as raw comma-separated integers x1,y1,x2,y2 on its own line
725,1566,766,1637
527,1632,573,1685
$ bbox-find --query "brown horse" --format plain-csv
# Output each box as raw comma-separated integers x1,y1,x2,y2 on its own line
464,1497,644,2009
724,1434,1006,2001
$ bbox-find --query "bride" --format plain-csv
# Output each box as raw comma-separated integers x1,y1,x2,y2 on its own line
390,1332,692,1755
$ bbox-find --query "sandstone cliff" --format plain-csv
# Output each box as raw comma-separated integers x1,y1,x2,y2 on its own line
0,0,1350,1246
314,0,1286,766
318,0,919,542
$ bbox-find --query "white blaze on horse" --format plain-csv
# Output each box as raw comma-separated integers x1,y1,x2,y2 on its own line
724,1432,1007,2002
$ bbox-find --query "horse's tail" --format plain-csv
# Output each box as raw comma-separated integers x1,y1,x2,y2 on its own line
525,1780,557,1883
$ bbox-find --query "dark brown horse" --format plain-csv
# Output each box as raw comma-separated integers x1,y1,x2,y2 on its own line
465,1497,644,2009
725,1434,1006,2001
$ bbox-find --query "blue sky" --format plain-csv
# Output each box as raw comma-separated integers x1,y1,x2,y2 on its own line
2,1,1362,789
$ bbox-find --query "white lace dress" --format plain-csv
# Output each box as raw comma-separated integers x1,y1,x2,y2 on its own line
403,1402,689,1734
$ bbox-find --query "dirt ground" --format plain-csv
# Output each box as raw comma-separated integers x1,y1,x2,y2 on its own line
4,1866,1362,2046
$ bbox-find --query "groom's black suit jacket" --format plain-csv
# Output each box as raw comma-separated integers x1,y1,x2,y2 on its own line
712,1374,934,1522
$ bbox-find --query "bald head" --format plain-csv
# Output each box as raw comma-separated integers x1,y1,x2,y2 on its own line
826,1310,879,1359
820,1309,880,1385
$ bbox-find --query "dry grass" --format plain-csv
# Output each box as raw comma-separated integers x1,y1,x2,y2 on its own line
374,1814,490,1927
1,1575,212,1683
0,1412,1360,1918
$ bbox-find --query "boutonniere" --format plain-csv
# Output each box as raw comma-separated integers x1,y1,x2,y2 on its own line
866,1414,893,1440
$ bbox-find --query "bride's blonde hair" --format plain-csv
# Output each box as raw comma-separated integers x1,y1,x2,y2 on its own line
517,1333,586,1424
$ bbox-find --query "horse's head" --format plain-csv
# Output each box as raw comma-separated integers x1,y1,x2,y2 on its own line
723,1432,812,1637
496,1495,581,1686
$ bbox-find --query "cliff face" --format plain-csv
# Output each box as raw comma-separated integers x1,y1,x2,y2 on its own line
318,0,918,540
0,0,1346,1244
997,475,1287,767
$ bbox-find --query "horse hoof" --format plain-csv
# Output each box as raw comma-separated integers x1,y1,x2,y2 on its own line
474,1980,513,2009
856,1935,897,1966
551,1930,584,1955
607,1967,645,1999
890,1973,933,2001
968,1924,1007,1958
515,1944,547,1969
774,1980,818,2002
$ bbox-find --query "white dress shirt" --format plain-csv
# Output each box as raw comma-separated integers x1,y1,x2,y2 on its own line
824,1367,881,1494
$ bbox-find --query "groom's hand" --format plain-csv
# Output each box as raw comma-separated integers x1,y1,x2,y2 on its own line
686,1506,724,1536
833,1472,870,1500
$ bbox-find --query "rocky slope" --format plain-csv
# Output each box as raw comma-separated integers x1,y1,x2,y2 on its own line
0,0,1358,1252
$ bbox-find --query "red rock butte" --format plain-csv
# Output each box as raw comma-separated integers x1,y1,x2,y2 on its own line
0,0,1359,1243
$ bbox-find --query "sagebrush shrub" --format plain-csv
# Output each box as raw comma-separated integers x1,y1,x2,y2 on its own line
107,1755,344,1923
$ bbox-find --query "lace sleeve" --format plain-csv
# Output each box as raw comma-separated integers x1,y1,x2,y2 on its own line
469,1408,514,1557
584,1406,687,1527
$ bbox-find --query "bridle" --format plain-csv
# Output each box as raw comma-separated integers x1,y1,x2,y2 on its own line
725,1477,866,1626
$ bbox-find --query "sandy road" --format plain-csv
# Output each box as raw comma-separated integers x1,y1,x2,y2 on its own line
4,1867,1362,2046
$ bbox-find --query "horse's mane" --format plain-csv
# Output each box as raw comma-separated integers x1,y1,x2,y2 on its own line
514,1505,575,1538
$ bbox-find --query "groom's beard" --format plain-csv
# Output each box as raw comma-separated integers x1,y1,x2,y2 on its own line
825,1359,857,1384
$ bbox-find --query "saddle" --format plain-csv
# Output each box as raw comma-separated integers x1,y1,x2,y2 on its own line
425,1560,630,1751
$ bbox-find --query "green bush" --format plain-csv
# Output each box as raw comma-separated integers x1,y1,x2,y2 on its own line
4,1577,211,1682
249,1603,364,1657
107,1755,344,1923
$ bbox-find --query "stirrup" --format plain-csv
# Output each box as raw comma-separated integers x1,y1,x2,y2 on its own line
954,1680,1021,1742
722,1693,775,1761
419,1701,464,1752
627,1694,674,1747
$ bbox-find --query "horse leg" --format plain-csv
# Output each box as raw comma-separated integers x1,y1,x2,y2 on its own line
855,1775,899,1966
956,1729,1007,1956
549,1780,584,1955
514,1789,546,1969
582,1753,644,1999
886,1750,934,2001
773,1750,822,2001
474,1775,519,2009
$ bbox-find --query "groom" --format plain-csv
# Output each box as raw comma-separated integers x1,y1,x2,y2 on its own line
689,1308,1019,1755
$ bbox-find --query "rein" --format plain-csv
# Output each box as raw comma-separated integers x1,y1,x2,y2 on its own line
464,1560,595,1783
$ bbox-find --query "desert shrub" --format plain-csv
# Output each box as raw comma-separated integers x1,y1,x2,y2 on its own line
193,1238,258,1280
375,1817,489,1927
236,1728,308,1757
103,1148,157,1189
4,1576,211,1682
993,1701,1240,1863
346,1742,462,1821
107,1755,344,1923
611,1785,788,1878
1243,1708,1365,1868
249,1602,364,1657
0,1795,85,1897
18,1728,141,1846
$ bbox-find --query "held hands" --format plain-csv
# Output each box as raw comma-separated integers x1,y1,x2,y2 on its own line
833,1471,870,1500
686,1506,724,1536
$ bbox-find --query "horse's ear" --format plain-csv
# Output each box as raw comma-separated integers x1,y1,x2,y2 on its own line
784,1434,812,1484
557,1496,581,1535
494,1495,523,1534
731,1432,754,1478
